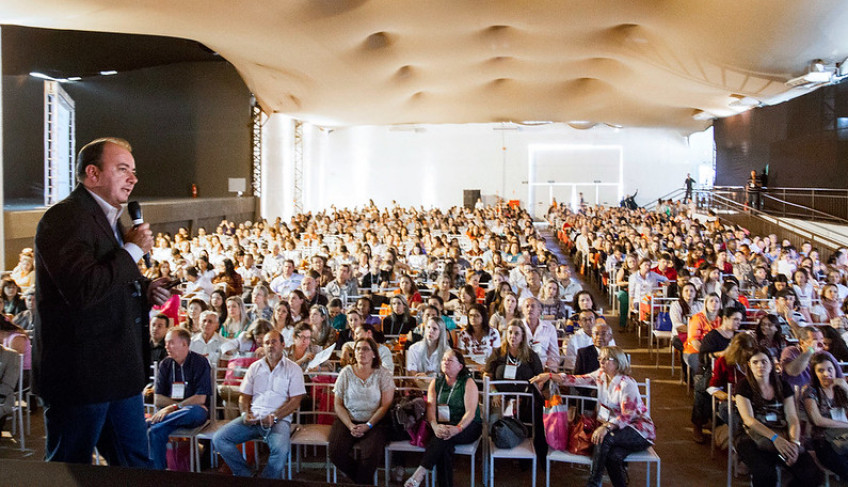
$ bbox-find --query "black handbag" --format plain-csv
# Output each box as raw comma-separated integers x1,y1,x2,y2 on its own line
491,417,528,449
824,428,848,455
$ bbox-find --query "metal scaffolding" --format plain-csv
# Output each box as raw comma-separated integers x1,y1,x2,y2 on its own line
293,119,304,214
250,97,263,197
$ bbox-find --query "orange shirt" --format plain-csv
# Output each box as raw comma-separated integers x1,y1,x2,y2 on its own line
683,311,721,354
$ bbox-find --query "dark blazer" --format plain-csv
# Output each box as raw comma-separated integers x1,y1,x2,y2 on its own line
573,345,600,376
34,186,150,405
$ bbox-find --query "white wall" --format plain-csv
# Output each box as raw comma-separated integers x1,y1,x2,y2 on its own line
299,123,705,217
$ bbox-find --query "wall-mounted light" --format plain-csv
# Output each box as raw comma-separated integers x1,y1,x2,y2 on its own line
99,70,118,76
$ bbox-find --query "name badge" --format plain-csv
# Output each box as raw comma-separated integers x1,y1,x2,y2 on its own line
171,382,186,400
598,405,611,422
504,364,518,380
765,412,778,423
832,408,848,423
438,404,450,422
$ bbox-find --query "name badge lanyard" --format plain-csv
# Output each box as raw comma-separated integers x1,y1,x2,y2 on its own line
437,380,460,423
504,354,520,380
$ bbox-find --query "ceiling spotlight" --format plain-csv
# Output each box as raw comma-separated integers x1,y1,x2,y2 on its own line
728,95,760,108
567,121,595,130
99,70,118,76
692,109,714,121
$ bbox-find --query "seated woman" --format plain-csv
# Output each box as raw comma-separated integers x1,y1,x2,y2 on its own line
272,301,295,346
403,349,482,487
406,316,449,377
683,292,722,380
221,296,248,338
791,268,816,310
210,289,228,326
489,291,521,334
736,347,823,487
9,250,34,292
355,296,382,327
812,283,843,324
615,254,637,330
720,279,748,317
382,295,417,336
284,323,323,372
456,303,500,365
571,290,608,325
669,282,701,376
212,258,244,297
184,298,208,334
1,279,25,317
288,290,310,324
538,278,570,322
330,337,396,485
531,346,655,487
754,314,786,359
220,319,273,358
245,284,274,323
801,352,848,480
396,274,423,311
485,319,546,458
707,332,757,431
308,305,338,349
0,316,30,387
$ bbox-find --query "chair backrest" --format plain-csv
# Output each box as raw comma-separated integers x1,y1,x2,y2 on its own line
483,377,537,438
634,379,651,416
297,372,340,424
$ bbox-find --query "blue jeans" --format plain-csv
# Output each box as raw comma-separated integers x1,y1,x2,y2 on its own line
147,405,208,470
213,416,292,479
44,393,151,467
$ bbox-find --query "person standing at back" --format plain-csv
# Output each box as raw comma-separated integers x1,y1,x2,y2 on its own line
34,137,172,466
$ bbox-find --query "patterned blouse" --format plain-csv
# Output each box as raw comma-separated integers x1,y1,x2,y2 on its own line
557,370,656,442
457,327,502,360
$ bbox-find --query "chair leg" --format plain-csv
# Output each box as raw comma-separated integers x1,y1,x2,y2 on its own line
546,457,550,487
532,457,537,487
384,448,391,487
470,452,475,487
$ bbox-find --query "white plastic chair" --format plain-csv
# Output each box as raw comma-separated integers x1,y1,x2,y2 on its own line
484,377,537,487
289,372,339,482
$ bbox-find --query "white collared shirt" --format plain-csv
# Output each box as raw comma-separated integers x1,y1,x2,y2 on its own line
85,188,144,263
240,356,306,420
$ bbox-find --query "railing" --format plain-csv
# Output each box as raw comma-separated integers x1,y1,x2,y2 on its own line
711,186,848,223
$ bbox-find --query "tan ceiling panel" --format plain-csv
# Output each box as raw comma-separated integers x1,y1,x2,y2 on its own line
2,0,847,133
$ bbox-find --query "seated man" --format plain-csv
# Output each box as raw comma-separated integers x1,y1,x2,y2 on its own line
149,314,170,365
269,259,303,299
780,326,843,388
773,288,809,339
148,328,211,470
324,264,358,302
190,310,227,366
213,330,305,479
301,272,329,307
573,322,613,375
339,323,394,372
563,310,616,371
555,264,582,303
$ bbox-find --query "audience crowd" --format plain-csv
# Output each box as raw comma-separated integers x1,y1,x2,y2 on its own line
5,198,848,486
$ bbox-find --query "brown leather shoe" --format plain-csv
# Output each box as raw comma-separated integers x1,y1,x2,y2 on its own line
692,424,706,444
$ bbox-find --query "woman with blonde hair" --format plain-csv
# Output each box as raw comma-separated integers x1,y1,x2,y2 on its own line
531,346,655,487
221,296,248,338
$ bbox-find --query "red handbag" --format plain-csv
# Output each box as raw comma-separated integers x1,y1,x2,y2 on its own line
567,412,597,456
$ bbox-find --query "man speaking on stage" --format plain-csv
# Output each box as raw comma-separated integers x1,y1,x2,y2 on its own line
34,137,171,466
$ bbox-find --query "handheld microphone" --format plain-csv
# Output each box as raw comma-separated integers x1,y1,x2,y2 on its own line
127,201,152,268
